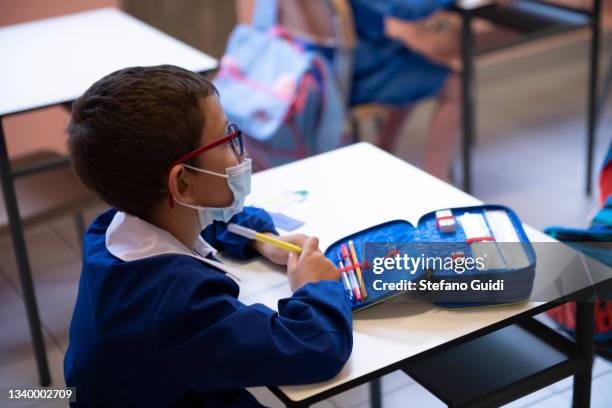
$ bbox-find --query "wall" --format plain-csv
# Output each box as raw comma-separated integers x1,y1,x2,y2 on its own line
121,0,236,59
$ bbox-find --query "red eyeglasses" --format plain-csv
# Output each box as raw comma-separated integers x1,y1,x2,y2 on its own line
166,123,244,207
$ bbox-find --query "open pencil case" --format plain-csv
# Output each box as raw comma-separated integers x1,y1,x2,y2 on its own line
324,205,537,312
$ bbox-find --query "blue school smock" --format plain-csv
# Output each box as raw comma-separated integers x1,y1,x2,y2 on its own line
307,0,453,106
64,206,353,407
349,0,454,106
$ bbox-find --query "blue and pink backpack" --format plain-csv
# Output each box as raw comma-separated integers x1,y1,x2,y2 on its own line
213,0,345,169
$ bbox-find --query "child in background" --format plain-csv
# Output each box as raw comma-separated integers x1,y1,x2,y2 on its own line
349,0,510,179
64,65,353,407
348,0,460,180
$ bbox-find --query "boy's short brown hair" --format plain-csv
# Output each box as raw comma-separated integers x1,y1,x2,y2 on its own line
68,65,217,219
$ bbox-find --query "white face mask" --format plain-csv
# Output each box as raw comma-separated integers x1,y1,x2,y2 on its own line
173,158,252,229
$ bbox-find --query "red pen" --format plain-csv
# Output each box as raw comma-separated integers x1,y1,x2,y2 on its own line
341,244,362,301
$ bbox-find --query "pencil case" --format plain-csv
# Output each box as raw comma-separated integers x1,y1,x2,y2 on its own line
324,205,537,312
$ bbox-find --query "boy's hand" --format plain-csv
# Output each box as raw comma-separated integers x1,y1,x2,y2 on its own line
254,233,308,265
286,237,339,291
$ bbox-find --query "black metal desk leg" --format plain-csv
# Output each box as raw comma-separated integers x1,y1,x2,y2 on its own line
586,0,602,195
461,9,475,194
370,378,382,408
0,118,50,386
572,301,594,408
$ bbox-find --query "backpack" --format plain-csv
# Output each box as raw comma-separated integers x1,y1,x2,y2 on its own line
213,0,345,169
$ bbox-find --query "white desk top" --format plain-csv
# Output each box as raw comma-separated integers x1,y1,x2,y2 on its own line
225,143,611,403
0,8,218,117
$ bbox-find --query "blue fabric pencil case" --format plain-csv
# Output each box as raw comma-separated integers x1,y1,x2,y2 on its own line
324,205,537,312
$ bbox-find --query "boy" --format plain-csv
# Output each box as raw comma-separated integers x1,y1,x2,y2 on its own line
64,65,353,407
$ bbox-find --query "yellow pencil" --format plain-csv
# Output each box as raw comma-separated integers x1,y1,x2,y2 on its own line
228,223,302,253
348,240,367,297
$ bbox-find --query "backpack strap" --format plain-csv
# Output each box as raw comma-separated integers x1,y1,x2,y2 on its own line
252,0,278,30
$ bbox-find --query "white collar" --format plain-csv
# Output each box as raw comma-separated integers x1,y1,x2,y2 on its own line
105,211,241,281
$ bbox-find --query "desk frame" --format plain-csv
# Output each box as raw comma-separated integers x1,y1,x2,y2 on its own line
0,120,51,385
457,0,602,194
269,285,602,408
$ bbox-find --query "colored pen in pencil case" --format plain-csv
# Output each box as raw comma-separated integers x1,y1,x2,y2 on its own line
348,240,367,298
336,253,356,302
341,244,363,301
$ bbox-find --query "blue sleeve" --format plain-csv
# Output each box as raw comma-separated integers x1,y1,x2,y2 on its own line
153,270,353,391
201,206,278,260
353,0,452,21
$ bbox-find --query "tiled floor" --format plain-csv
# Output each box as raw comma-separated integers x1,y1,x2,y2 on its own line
395,36,612,231
2,38,612,408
